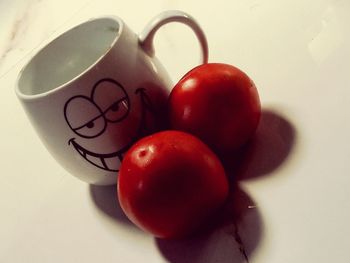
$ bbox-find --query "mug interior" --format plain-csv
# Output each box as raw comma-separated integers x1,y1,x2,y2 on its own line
17,17,121,96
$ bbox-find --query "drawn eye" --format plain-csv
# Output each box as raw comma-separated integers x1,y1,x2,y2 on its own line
64,96,106,138
111,103,119,112
92,78,130,123
86,121,94,128
104,97,130,122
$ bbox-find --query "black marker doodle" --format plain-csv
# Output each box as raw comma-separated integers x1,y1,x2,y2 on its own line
64,78,154,172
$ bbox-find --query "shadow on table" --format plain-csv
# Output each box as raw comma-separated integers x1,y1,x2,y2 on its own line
89,184,134,227
156,109,296,263
222,109,296,181
156,185,262,263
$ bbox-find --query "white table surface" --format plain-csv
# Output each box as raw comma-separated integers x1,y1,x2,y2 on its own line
1,0,350,262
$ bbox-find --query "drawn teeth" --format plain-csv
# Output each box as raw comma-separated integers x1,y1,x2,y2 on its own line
77,148,85,157
85,155,104,169
103,156,122,171
70,140,126,172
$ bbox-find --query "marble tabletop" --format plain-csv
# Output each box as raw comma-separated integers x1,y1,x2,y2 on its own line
1,0,350,262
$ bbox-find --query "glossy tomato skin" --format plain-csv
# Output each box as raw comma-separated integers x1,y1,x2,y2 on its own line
168,63,261,155
118,130,229,239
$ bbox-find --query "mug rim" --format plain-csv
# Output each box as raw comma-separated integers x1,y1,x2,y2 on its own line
15,15,124,101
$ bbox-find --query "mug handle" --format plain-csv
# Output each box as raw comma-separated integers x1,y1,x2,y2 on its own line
139,10,208,64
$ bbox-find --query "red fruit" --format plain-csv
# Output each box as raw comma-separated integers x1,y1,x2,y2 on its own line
168,63,261,155
118,130,229,239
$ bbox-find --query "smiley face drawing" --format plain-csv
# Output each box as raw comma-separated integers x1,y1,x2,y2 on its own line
64,78,155,172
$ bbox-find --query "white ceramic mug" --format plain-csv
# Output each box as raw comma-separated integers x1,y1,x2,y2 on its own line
15,10,208,185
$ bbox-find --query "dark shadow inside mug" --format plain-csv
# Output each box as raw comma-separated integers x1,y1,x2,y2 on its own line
17,17,122,96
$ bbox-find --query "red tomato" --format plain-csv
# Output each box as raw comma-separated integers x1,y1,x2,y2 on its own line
168,63,261,155
118,130,229,239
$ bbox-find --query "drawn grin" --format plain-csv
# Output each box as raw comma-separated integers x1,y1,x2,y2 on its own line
68,138,132,172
